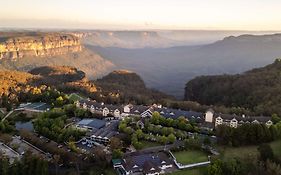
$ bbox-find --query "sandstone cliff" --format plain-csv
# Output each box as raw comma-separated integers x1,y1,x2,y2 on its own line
0,33,82,60
0,32,115,79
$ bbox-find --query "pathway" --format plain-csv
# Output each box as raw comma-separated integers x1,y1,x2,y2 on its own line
1,110,14,122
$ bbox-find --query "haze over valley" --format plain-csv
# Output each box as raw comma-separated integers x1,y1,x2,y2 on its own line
2,30,281,98
85,31,281,98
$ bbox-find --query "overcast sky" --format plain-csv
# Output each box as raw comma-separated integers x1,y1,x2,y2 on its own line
1,0,281,30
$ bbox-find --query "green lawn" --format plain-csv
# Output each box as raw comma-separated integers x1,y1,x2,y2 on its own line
139,140,161,150
68,93,83,101
219,145,259,161
169,140,281,175
168,167,207,175
219,139,281,160
270,139,281,158
172,150,208,165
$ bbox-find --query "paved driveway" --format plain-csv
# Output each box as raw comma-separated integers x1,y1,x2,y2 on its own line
0,142,21,163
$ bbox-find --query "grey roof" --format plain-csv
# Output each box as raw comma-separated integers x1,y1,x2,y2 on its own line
131,106,151,115
155,108,204,121
19,102,51,111
78,118,106,129
90,121,119,139
143,161,161,174
215,113,271,123
206,108,215,113
122,152,172,173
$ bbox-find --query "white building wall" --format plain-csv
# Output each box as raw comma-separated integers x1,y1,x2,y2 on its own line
215,117,223,127
205,110,214,123
103,107,109,116
123,105,131,113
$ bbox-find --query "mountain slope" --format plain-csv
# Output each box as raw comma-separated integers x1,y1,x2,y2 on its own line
0,66,98,98
0,67,172,106
185,59,281,116
94,70,174,104
29,66,98,93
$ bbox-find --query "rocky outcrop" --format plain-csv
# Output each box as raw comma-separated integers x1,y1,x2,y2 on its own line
29,66,98,93
0,33,82,60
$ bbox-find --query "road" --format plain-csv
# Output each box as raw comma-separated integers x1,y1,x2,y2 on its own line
1,110,14,122
0,109,5,115
0,142,21,163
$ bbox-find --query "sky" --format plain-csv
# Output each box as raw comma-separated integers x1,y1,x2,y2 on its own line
1,0,281,30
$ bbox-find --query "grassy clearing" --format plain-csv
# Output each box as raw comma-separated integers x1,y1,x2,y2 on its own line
173,150,208,165
68,93,83,101
270,139,281,158
219,139,281,161
170,140,281,175
139,140,162,150
168,167,207,175
219,145,259,161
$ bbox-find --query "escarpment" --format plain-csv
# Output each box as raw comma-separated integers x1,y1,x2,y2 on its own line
0,33,82,60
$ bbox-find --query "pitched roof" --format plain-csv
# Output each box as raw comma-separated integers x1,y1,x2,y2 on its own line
206,108,215,113
122,152,172,173
154,107,203,120
215,113,271,123
77,118,106,129
143,161,161,174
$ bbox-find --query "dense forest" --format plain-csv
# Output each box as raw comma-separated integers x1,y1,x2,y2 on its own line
0,66,173,110
94,70,174,105
185,59,281,116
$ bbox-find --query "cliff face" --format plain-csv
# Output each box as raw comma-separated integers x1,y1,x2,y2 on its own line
0,34,82,60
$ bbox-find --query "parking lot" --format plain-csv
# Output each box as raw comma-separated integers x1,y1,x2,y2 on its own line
76,138,103,153
0,142,21,163
17,102,51,112
10,136,49,158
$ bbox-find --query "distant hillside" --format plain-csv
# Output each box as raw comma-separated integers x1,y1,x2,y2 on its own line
28,66,98,93
0,70,35,97
75,31,179,48
185,59,281,116
72,30,278,48
29,66,86,83
95,70,174,105
0,66,98,99
0,32,114,79
96,70,145,88
90,33,281,98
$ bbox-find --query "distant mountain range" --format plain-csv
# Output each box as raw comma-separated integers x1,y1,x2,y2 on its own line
2,31,281,99
89,33,281,98
68,30,279,48
79,31,179,48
